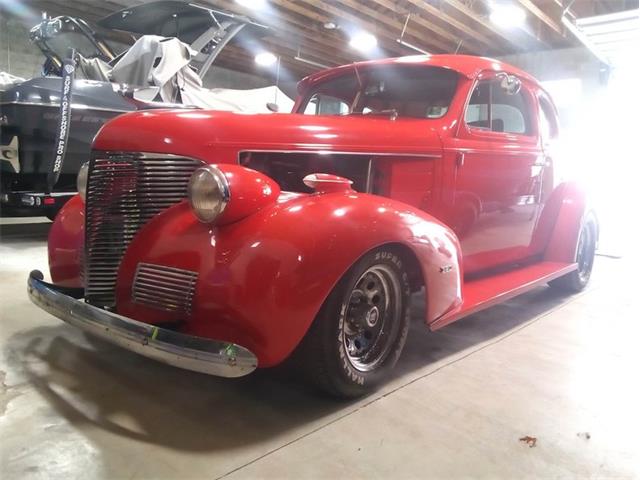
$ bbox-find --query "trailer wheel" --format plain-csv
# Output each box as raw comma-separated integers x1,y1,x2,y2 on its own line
297,247,411,398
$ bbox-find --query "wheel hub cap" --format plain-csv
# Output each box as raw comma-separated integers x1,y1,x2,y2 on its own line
365,306,379,328
342,264,402,372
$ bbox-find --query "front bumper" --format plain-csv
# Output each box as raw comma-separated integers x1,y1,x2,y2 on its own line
27,270,258,377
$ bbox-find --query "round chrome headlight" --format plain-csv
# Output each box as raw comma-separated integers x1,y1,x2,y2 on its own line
188,165,230,223
77,161,89,201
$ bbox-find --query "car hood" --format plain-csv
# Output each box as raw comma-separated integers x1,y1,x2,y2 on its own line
92,109,445,161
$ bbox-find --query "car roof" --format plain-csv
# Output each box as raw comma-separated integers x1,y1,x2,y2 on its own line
297,54,541,94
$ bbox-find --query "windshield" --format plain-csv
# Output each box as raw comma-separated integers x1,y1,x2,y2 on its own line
300,65,458,119
44,31,104,60
31,17,110,62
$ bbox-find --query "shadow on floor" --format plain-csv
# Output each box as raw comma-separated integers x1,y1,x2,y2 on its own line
5,282,575,454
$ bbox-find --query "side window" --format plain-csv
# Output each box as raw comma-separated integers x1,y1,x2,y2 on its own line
464,81,490,129
464,76,533,135
492,82,531,134
538,96,559,141
304,94,349,115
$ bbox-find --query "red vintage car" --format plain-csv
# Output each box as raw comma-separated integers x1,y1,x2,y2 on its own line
28,55,597,397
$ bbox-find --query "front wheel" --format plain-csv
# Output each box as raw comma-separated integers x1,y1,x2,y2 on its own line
549,214,597,293
296,247,411,398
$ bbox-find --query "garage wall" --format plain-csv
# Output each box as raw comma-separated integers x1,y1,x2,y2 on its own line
500,47,605,86
499,47,608,134
202,65,271,90
502,47,632,255
0,15,45,79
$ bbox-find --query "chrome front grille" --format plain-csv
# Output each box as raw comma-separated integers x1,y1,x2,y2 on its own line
84,153,203,308
132,263,198,314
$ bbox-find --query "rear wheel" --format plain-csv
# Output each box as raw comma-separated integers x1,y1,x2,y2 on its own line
549,215,597,293
297,247,411,398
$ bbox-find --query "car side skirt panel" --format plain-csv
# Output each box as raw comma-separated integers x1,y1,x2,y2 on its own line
431,260,577,330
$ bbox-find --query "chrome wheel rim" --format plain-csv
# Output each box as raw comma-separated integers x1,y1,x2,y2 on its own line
576,224,595,284
342,265,401,372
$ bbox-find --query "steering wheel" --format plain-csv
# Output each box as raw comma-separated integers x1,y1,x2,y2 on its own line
42,57,62,77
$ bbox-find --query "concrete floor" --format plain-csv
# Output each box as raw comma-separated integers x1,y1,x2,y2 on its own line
1,218,638,479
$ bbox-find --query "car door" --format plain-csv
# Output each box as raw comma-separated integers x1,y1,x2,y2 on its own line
445,71,545,275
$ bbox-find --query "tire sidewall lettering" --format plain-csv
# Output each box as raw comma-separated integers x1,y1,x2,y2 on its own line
334,249,410,389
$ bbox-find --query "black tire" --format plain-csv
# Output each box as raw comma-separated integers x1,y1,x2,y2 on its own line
296,247,412,398
549,214,597,293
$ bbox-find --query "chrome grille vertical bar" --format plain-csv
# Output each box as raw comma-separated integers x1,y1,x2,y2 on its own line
84,153,203,308
132,263,199,314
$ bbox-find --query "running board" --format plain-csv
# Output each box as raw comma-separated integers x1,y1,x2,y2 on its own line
431,261,577,330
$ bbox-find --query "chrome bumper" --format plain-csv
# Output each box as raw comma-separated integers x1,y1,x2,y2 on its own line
27,270,258,377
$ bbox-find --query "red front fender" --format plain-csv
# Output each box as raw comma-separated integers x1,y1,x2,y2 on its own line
48,194,84,288
115,192,463,367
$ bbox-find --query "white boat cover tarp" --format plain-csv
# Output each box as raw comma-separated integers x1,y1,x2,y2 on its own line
109,35,294,113
0,72,25,90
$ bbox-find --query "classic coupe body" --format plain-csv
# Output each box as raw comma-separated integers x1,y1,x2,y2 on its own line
28,55,597,397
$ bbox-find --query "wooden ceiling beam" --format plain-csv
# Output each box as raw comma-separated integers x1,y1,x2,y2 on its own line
297,0,458,54
262,37,342,67
334,0,479,53
472,0,562,47
400,0,502,53
285,0,411,55
25,0,115,20
516,0,565,36
213,0,357,64
271,0,408,57
441,0,527,51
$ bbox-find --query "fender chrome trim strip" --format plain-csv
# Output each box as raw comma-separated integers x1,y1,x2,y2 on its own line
238,149,442,162
27,270,258,377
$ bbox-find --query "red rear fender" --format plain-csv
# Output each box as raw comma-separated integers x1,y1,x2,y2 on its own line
542,182,590,263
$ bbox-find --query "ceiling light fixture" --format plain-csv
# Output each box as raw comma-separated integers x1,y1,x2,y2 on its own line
489,4,526,28
295,46,330,69
323,21,338,30
396,14,430,55
349,31,378,52
254,52,277,66
235,0,267,8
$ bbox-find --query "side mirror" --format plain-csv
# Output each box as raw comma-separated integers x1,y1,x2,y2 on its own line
497,73,521,95
266,102,279,113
